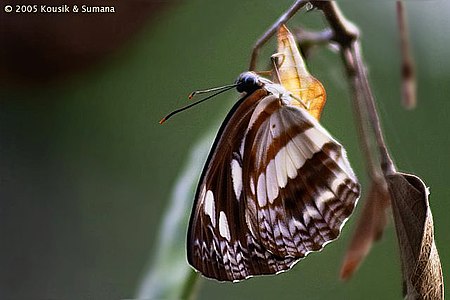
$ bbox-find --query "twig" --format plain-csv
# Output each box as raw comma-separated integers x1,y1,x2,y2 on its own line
397,1,417,109
337,44,378,181
292,27,333,47
352,42,396,175
292,27,334,59
248,0,387,180
243,2,443,296
290,23,377,181
312,1,396,176
249,0,307,71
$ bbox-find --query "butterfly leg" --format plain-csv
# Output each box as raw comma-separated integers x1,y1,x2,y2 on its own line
270,52,285,84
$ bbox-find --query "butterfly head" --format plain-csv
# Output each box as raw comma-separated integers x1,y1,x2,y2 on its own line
235,72,263,94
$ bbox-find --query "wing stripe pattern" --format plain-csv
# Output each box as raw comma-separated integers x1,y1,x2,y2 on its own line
187,81,359,282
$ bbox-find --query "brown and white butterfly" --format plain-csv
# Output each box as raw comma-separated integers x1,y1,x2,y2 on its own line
187,72,360,282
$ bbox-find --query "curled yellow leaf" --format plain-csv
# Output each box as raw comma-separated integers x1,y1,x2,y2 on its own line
277,25,326,120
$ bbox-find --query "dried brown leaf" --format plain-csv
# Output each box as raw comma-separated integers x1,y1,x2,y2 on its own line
340,178,391,280
386,172,444,300
277,25,326,120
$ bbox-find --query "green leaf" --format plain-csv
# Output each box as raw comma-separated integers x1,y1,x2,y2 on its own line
135,133,214,299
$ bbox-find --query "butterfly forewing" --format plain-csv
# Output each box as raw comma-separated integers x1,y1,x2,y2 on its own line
187,76,360,282
188,89,285,281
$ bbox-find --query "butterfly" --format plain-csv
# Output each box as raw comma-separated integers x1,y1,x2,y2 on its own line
186,71,360,282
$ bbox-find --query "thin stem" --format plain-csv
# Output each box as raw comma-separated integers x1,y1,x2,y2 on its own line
341,47,378,180
396,1,417,109
249,0,307,71
351,42,396,175
312,1,359,46
293,27,334,59
313,1,396,176
290,22,379,179
293,27,333,46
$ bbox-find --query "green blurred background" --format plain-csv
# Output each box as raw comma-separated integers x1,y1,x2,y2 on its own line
1,0,448,299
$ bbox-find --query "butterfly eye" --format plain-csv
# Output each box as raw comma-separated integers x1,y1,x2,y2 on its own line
236,72,261,94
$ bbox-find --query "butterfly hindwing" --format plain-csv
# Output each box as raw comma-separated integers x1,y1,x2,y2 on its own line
242,96,359,259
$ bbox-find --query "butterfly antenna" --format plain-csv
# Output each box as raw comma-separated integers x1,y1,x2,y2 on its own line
159,85,237,124
188,84,238,99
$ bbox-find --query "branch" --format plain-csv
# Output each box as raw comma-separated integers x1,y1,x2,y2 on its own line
308,0,393,280
312,1,396,176
292,27,334,59
311,3,443,297
249,0,307,71
397,1,417,109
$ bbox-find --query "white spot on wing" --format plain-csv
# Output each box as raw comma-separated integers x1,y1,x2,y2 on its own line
250,177,255,195
247,96,277,131
274,148,288,188
231,159,242,200
315,190,335,212
269,114,282,140
304,212,311,226
303,127,331,152
285,151,298,179
292,134,312,160
278,221,291,238
291,218,306,231
257,173,267,207
268,126,332,191
305,203,321,219
336,155,357,181
266,159,279,204
289,127,332,171
219,211,231,241
330,173,348,193
204,190,216,226
286,139,305,169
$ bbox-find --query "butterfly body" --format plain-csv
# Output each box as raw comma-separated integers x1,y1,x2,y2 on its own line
187,72,360,282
